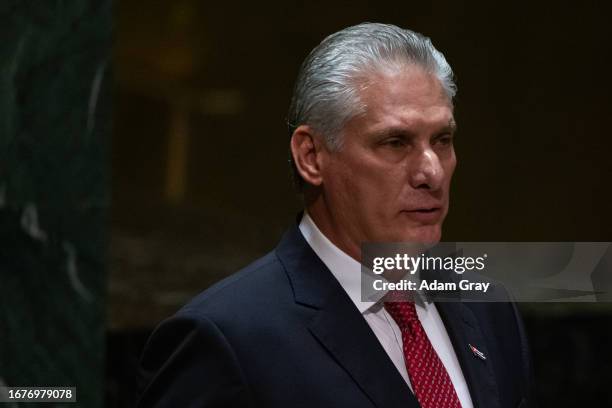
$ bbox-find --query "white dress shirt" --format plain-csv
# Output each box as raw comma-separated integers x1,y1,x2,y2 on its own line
299,213,474,408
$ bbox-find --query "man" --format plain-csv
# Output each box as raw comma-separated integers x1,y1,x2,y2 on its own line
138,23,535,407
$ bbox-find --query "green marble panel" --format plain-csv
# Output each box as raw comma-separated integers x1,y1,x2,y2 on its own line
0,1,111,406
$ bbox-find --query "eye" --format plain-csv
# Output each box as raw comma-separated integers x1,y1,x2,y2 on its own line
382,137,406,148
433,133,454,146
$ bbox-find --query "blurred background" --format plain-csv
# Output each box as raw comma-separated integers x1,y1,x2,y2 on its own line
1,0,611,406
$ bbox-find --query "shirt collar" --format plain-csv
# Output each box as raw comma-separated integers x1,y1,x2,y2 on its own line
299,213,377,314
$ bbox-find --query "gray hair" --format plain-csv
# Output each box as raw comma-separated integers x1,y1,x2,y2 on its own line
288,22,456,156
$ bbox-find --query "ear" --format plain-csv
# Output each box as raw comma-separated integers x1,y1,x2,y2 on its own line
290,125,324,186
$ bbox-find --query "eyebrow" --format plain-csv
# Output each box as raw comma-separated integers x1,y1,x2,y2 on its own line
371,119,457,139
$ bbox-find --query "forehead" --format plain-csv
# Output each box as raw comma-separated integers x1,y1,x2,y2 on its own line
354,66,454,132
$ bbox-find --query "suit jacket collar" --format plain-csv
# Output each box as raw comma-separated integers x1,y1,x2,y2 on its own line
275,221,336,309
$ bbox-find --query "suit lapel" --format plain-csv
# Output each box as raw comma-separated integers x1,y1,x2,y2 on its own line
435,302,501,408
276,224,419,408
308,288,419,408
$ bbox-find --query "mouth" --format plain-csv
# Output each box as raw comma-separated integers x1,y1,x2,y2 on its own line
411,207,439,213
401,207,443,223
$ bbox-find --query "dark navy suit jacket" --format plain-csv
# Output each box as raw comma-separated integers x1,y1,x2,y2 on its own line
137,223,536,407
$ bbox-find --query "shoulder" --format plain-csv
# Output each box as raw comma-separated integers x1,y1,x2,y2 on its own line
173,249,296,328
138,250,295,405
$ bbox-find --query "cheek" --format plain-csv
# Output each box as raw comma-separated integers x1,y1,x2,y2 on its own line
327,153,373,191
325,150,404,215
349,164,401,209
323,158,365,206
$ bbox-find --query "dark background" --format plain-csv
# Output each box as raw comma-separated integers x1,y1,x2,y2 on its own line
1,0,610,407
111,0,612,327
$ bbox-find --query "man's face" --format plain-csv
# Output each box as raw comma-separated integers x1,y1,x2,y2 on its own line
319,66,456,246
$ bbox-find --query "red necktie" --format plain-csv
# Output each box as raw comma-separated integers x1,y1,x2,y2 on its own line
384,296,462,408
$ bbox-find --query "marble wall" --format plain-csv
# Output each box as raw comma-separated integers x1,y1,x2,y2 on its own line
0,1,111,406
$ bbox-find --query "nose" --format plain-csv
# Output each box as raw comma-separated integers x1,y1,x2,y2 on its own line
409,148,444,190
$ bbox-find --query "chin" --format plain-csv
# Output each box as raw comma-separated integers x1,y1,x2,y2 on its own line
397,225,441,243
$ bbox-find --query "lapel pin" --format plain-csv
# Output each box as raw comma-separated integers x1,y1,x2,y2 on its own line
469,344,486,361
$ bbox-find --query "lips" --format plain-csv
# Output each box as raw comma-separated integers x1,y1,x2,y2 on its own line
401,206,443,223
